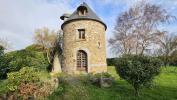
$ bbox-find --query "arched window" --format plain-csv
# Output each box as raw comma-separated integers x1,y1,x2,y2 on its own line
77,6,87,16
77,50,87,71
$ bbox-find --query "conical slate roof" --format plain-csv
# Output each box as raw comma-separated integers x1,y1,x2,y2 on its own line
61,2,107,30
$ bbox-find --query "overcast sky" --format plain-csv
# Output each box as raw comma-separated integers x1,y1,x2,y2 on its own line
0,0,177,58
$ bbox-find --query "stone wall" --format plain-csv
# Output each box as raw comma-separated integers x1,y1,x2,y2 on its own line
62,20,107,73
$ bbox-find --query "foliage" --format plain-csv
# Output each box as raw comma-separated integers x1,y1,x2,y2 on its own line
0,45,4,56
7,67,40,91
115,55,162,96
9,50,48,71
0,80,8,95
4,67,55,99
18,82,39,99
0,45,49,79
107,58,118,66
16,79,55,99
25,44,45,52
0,45,7,79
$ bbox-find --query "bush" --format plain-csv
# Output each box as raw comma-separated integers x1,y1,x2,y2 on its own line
7,67,40,91
0,47,49,80
6,49,49,71
5,67,55,99
115,55,162,96
107,58,118,66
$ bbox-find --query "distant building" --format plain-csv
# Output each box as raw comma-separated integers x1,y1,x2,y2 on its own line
59,2,107,73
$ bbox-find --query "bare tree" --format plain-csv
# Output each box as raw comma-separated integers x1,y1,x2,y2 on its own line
158,33,177,66
0,38,10,50
34,27,63,65
109,1,175,55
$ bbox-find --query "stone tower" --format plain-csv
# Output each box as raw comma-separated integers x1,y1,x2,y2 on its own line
60,2,107,73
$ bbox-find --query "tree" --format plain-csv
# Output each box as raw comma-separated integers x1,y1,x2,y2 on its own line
0,38,9,50
33,27,63,72
0,45,4,57
0,45,6,79
169,50,177,66
0,38,9,79
158,33,177,66
0,44,50,79
109,1,175,55
115,55,162,96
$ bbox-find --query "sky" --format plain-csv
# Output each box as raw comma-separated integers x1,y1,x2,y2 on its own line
0,0,177,58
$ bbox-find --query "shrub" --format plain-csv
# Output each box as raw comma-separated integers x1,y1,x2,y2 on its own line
115,55,162,96
107,58,116,66
18,82,39,99
0,48,49,79
6,67,55,99
7,67,40,91
6,50,49,71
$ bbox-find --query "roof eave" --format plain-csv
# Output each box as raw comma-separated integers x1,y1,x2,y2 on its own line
61,18,107,30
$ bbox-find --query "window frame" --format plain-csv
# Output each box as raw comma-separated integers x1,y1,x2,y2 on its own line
78,29,86,40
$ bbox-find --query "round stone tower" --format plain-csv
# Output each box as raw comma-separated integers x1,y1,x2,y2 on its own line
60,2,107,73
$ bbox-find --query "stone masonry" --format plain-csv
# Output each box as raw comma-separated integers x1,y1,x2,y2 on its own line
60,2,107,73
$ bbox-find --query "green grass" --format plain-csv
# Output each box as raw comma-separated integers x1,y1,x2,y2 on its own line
1,66,177,100
87,66,177,100
49,66,177,100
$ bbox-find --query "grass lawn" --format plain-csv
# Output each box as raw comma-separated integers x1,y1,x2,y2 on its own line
1,66,177,100
84,66,177,100
50,66,177,100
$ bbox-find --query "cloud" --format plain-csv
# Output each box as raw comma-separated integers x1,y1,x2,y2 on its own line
0,0,177,57
0,0,72,50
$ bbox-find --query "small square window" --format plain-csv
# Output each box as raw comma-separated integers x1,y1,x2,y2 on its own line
78,29,85,39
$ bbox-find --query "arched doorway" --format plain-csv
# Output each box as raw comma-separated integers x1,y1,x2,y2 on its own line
77,50,87,71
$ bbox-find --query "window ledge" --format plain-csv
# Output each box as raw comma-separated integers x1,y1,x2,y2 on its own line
76,39,87,42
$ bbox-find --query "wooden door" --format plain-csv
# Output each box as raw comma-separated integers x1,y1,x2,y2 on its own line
77,50,87,71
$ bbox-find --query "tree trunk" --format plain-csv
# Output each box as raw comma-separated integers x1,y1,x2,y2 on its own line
46,50,51,64
134,86,139,96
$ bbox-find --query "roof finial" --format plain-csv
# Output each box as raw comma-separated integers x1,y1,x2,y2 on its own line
81,0,86,4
